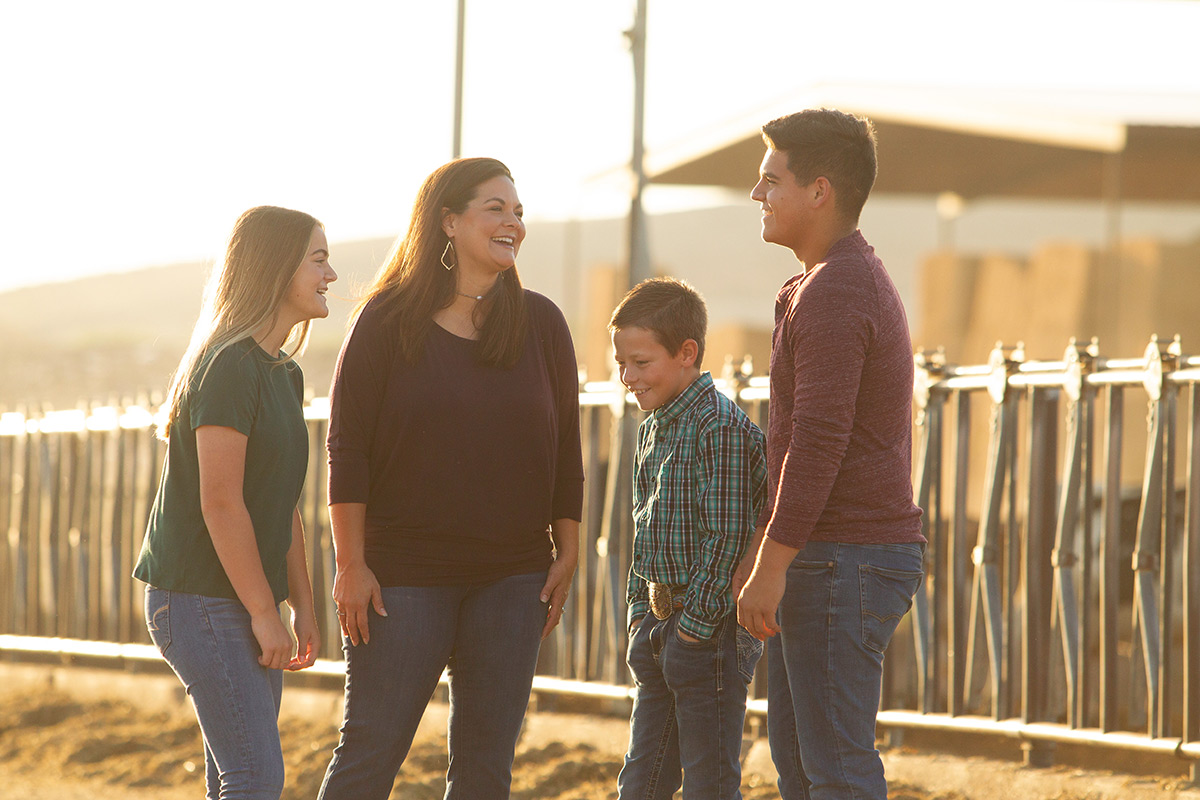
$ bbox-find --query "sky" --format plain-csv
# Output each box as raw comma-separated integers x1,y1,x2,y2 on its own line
2,0,1198,294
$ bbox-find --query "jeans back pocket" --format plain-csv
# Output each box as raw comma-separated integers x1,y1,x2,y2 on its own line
145,588,172,654
859,565,923,655
734,625,763,684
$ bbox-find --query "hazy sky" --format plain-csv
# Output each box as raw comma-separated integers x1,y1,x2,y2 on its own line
2,0,1197,293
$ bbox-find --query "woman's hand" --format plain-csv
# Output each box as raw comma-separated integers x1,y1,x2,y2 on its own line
539,552,577,640
250,609,296,670
333,561,386,646
284,510,319,670
286,607,320,671
541,518,580,639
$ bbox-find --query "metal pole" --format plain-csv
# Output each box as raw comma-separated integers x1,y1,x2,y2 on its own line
625,0,650,289
1101,150,1122,343
452,0,466,159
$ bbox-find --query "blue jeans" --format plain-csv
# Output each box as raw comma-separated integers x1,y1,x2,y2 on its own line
144,587,285,800
766,541,924,800
618,611,763,799
318,571,547,800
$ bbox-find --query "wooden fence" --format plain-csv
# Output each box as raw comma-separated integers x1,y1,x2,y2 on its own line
2,337,1199,774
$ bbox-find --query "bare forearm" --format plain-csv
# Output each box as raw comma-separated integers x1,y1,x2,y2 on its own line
203,503,279,617
550,518,579,564
329,503,368,568
745,525,767,559
285,510,314,613
755,535,800,579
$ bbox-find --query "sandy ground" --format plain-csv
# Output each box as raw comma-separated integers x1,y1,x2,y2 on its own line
1,662,1198,800
0,687,762,800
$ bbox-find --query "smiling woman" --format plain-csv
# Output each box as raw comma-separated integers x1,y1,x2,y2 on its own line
131,205,335,799
318,157,585,799
434,173,527,339
279,227,335,324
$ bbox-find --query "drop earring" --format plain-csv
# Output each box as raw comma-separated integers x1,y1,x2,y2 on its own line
440,240,457,270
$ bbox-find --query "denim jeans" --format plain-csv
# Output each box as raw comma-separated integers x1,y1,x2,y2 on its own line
144,587,285,800
766,541,924,800
317,571,547,800
618,611,763,799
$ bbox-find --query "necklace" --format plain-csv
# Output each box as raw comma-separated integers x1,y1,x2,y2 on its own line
457,291,484,301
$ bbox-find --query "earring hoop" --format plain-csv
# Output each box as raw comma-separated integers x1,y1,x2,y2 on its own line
440,240,457,271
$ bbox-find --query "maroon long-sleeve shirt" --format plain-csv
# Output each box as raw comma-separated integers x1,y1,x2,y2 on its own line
758,231,924,549
327,290,585,586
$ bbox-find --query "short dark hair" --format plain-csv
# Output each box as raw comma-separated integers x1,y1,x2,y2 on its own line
761,108,877,222
609,277,708,367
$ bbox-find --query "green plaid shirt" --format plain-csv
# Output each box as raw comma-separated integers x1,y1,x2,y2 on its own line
627,372,768,640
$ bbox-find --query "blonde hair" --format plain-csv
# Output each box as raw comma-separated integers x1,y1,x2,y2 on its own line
159,205,321,440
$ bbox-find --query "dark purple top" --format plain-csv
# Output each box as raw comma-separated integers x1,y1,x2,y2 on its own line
758,231,924,549
327,289,585,586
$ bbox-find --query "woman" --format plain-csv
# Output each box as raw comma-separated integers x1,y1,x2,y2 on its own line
318,157,584,799
134,205,335,799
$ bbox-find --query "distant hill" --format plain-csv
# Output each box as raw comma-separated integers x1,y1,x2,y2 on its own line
7,200,992,410
0,237,401,352
0,205,813,410
7,196,1195,411
0,236,397,409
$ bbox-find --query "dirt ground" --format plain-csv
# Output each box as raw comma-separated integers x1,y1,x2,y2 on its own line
0,688,624,799
0,686,944,800
1,662,1198,800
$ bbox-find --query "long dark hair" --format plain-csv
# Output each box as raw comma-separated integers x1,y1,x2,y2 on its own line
356,157,528,368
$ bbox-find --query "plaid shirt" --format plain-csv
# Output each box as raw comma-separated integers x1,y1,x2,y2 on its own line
627,372,768,640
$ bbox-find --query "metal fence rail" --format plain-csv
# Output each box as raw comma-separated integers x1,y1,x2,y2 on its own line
893,336,1200,771
1,338,1198,773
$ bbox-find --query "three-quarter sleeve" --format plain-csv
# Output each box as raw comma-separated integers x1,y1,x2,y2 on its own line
327,299,394,505
541,298,585,522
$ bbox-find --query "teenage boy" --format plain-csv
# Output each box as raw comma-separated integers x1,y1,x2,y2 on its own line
610,277,769,799
735,109,926,800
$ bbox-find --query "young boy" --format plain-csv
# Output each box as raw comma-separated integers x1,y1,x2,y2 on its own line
609,277,769,799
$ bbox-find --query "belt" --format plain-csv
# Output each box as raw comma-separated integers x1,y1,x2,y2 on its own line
648,582,687,620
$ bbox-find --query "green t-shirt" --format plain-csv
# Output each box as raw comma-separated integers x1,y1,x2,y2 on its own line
134,338,308,603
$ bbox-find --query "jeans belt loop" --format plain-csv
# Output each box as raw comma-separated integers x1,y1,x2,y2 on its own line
649,582,686,620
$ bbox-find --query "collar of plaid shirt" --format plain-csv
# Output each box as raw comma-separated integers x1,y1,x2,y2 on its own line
649,372,712,428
